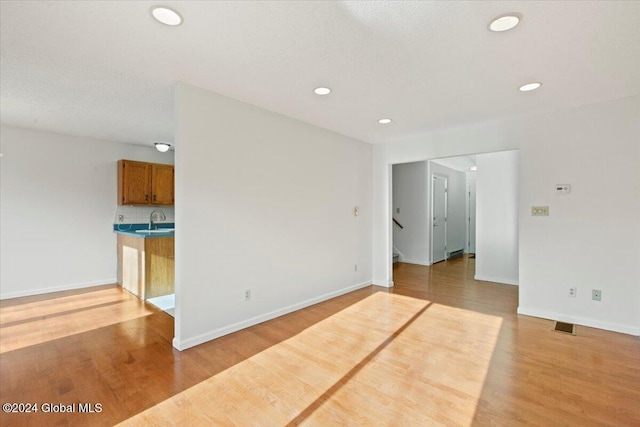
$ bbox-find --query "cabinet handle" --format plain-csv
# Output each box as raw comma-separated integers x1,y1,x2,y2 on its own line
145,194,149,202
153,195,156,202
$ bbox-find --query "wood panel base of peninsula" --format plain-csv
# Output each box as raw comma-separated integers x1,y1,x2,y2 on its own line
117,235,175,299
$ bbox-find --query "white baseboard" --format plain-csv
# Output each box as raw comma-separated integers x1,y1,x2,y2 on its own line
517,306,640,336
371,281,394,288
0,278,117,300
392,246,404,259
401,259,431,266
173,280,372,351
474,274,518,286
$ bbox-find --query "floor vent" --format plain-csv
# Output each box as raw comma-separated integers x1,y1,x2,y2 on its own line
553,321,576,335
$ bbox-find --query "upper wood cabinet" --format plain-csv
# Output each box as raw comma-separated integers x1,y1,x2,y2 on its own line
118,160,150,205
118,160,174,205
151,164,174,205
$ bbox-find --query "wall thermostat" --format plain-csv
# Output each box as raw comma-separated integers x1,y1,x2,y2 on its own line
555,184,571,195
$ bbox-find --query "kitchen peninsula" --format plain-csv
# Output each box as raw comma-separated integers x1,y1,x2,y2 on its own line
115,223,174,300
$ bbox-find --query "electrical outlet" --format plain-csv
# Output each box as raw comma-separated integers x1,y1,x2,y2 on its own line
592,289,602,301
244,289,251,301
118,214,124,222
568,287,577,297
531,206,549,216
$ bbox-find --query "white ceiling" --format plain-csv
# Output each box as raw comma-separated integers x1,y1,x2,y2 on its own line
1,1,639,148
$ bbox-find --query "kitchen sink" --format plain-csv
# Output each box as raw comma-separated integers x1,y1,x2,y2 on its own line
135,228,175,234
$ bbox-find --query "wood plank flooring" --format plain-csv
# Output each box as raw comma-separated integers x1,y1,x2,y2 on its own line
1,257,638,426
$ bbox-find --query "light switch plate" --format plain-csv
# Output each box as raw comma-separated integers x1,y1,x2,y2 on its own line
531,206,549,216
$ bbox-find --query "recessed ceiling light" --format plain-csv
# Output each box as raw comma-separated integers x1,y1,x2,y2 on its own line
469,166,477,171
519,82,542,92
488,13,521,32
155,142,171,152
378,118,392,124
151,6,183,26
314,87,331,95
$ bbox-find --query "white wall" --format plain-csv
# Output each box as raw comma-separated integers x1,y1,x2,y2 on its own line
174,83,372,350
392,162,428,265
429,161,466,256
474,151,519,285
373,95,640,335
0,125,174,299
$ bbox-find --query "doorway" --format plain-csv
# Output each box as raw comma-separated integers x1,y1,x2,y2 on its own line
389,150,518,288
431,175,448,263
468,183,476,254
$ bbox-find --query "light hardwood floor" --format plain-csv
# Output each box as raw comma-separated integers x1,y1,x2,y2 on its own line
1,257,638,426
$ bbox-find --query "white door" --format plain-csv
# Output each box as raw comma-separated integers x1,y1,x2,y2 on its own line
468,184,476,253
431,175,447,263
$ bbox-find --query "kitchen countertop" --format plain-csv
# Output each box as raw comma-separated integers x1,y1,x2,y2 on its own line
113,223,175,238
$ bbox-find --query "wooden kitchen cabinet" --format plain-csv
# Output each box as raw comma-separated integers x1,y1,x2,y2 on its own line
151,164,174,205
118,160,174,205
117,234,174,299
118,160,150,205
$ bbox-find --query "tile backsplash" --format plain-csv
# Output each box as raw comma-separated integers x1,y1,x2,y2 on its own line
114,205,175,225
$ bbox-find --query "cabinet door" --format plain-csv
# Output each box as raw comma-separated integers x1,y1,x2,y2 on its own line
151,164,174,205
118,160,151,205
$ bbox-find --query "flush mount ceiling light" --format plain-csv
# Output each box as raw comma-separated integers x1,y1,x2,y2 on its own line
378,118,392,124
488,13,521,32
469,166,477,171
151,6,183,26
155,142,171,152
519,82,542,92
313,87,331,95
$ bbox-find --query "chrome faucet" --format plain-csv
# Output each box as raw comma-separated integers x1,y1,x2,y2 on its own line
149,209,166,230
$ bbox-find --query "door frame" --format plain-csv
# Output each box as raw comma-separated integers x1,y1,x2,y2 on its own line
467,183,476,254
430,173,448,264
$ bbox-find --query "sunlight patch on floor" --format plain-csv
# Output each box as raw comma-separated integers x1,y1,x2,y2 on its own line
0,288,129,324
0,288,155,353
119,292,502,426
